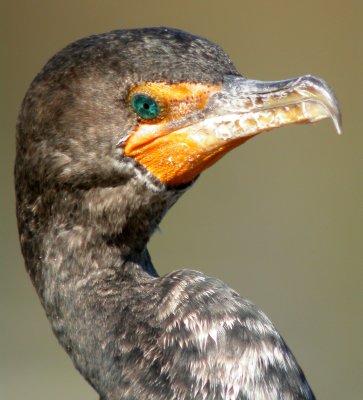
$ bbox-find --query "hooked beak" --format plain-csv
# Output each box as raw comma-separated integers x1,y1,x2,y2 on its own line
124,75,341,187
191,74,341,140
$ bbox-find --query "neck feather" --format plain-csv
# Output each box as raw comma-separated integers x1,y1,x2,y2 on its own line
16,176,184,392
17,176,182,285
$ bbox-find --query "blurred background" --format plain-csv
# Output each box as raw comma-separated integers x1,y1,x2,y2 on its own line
1,1,362,399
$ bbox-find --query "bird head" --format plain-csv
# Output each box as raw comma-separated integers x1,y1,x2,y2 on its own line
16,27,341,193
15,27,341,260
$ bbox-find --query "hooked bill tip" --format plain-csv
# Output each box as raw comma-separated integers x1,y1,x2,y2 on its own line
221,74,342,135
304,75,342,135
332,105,342,135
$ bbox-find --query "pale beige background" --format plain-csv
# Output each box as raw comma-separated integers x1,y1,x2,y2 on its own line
1,1,362,399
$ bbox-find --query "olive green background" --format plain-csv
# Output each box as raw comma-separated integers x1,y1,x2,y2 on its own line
1,1,362,399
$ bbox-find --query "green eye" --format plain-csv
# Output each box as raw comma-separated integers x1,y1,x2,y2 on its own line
131,94,160,120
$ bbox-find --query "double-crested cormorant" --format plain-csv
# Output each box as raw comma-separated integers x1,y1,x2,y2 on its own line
15,28,341,399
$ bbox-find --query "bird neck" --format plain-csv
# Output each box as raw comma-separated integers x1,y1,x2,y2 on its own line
16,177,184,390
17,177,183,306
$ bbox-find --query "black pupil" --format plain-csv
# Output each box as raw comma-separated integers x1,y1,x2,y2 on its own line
131,94,160,120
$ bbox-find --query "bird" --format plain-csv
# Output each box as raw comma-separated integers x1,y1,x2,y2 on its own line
15,27,341,400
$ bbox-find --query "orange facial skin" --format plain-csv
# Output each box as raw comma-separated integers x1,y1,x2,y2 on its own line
124,82,225,187
123,78,341,187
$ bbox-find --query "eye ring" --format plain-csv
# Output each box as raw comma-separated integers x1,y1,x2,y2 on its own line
130,94,162,120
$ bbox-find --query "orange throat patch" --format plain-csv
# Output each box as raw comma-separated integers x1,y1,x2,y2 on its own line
124,82,226,187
